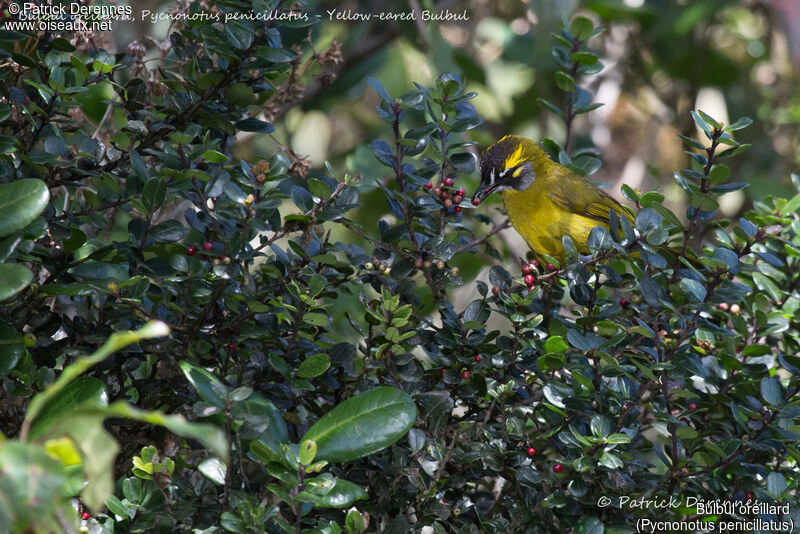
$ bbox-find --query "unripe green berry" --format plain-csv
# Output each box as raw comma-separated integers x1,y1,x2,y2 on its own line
23,333,37,348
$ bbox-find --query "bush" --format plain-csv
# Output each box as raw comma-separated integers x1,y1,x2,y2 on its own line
1,5,798,534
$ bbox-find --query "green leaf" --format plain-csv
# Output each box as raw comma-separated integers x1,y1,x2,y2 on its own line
299,440,317,466
304,313,330,327
708,164,731,184
291,186,315,212
0,179,50,238
697,110,721,129
68,261,128,281
201,150,229,163
724,117,752,131
743,344,770,357
574,517,604,534
752,272,782,301
760,376,782,406
179,361,226,409
149,220,186,243
590,415,611,438
543,382,574,409
679,278,707,302
0,321,24,377
0,440,72,526
302,386,416,463
545,336,569,353
297,354,331,379
677,134,705,150
312,478,368,509
0,263,33,301
691,110,712,135
141,178,166,211
690,193,719,212
368,77,392,102
23,321,171,430
766,472,787,499
29,377,107,439
198,457,226,485
48,411,118,511
225,20,254,49
571,52,598,65
554,71,576,92
100,401,228,461
235,118,275,133
570,16,594,41
346,508,367,534
262,46,298,63
675,426,698,439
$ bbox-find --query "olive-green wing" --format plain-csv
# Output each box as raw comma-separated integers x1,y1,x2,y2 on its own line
547,168,632,224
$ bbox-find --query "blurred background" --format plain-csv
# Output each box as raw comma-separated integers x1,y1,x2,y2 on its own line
106,0,800,286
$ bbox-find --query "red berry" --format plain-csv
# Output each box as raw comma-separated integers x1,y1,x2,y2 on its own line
491,285,500,296
521,263,531,274
81,512,90,520
619,297,629,308
745,492,754,501
425,182,433,189
453,195,462,204
553,463,564,473
530,259,539,268
546,263,556,272
202,241,213,251
471,198,480,206
524,274,535,285
443,177,455,187
187,246,196,256
461,369,471,380
440,368,445,376
526,447,536,457
227,342,237,351
474,354,481,362
688,403,697,410
232,327,240,335
441,191,450,200
458,187,466,196
454,206,462,213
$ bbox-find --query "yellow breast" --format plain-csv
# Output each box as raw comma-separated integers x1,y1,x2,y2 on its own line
502,182,602,262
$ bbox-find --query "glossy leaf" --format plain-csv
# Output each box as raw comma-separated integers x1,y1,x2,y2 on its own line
0,263,33,301
0,179,49,238
302,387,416,463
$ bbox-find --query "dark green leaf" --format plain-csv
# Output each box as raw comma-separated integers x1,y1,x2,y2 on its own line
0,179,50,238
302,387,416,463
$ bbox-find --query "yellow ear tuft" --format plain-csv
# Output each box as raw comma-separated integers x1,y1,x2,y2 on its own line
504,143,527,171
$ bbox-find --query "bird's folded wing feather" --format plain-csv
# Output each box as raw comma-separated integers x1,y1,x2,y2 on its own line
547,173,630,224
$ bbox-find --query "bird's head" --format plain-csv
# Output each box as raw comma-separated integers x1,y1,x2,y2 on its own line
472,135,540,205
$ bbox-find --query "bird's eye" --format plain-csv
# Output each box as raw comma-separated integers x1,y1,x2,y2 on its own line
500,163,523,180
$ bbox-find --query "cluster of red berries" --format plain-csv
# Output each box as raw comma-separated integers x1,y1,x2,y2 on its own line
519,259,556,289
425,177,466,213
522,446,565,474
187,241,214,256
187,242,232,265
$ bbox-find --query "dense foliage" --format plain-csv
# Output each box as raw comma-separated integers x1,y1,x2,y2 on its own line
1,1,799,533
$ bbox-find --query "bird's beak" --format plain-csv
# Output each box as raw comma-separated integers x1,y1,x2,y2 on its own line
471,180,496,205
